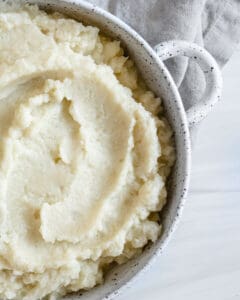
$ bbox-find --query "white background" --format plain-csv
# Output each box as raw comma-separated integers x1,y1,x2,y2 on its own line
118,50,240,300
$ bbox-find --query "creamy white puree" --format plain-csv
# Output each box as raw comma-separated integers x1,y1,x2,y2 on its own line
0,3,174,299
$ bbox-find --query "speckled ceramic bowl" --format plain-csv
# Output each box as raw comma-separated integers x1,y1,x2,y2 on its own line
24,1,222,299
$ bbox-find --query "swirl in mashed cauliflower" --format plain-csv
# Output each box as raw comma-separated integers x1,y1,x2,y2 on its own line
0,3,175,300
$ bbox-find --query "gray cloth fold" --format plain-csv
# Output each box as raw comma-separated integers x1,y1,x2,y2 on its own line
86,0,240,113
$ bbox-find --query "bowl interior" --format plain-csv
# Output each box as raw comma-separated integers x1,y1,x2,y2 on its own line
22,1,191,299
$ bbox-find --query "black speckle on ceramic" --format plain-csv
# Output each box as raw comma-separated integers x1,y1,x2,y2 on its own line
23,1,222,300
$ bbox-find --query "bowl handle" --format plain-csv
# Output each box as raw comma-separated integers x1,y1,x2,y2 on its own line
154,40,222,127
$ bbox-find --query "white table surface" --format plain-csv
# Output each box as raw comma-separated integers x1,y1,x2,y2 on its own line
118,50,240,300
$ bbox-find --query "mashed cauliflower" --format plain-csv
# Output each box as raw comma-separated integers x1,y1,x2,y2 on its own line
0,3,175,299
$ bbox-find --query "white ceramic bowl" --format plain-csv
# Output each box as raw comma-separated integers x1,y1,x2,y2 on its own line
23,1,222,299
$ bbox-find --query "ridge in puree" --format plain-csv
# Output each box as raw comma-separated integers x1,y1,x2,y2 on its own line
0,2,175,300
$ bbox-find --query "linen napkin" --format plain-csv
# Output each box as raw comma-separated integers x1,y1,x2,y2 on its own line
86,0,240,125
